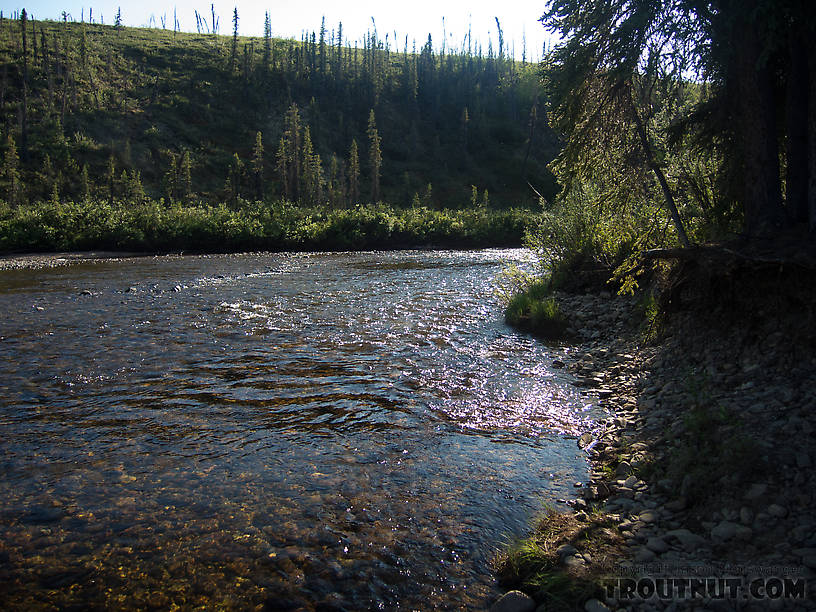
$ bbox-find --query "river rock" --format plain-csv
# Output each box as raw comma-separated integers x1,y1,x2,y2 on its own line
490,590,536,612
740,507,754,525
557,544,577,558
767,504,788,518
634,547,656,562
711,520,752,542
615,462,633,477
744,483,768,501
584,599,611,612
666,529,708,552
639,510,657,523
646,537,670,554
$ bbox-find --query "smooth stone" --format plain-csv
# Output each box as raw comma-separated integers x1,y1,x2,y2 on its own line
744,483,768,500
584,599,612,612
740,507,754,525
646,537,670,554
634,547,656,562
767,504,788,518
557,544,577,558
711,521,740,541
639,510,657,523
665,529,708,552
490,590,536,612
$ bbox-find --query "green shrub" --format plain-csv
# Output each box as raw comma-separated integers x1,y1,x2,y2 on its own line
0,199,539,254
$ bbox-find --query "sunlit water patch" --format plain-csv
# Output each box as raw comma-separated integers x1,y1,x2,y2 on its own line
0,249,600,610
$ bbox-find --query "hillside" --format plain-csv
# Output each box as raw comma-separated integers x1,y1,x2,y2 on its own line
0,14,559,209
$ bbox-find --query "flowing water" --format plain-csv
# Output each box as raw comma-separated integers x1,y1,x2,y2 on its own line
0,249,599,610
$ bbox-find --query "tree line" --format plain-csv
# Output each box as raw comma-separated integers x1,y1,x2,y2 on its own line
0,10,558,210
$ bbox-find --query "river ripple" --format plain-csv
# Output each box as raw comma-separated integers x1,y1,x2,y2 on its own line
0,249,598,610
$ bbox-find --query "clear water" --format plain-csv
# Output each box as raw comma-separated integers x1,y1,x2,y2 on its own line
0,249,596,610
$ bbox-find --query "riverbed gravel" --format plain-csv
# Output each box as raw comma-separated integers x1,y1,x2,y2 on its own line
531,289,816,611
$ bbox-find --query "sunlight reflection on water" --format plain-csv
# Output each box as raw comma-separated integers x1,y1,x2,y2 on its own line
0,249,602,610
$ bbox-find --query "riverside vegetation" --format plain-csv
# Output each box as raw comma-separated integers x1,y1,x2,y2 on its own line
0,10,557,253
495,0,816,610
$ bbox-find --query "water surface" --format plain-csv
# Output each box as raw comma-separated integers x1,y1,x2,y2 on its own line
0,249,595,610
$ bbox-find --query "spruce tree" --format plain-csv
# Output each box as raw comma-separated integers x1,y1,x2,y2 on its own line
163,155,177,203
105,154,116,202
263,12,272,70
367,110,382,203
20,9,29,162
230,7,239,73
2,135,21,206
348,139,360,205
276,103,302,202
251,132,264,200
301,127,323,206
179,150,192,201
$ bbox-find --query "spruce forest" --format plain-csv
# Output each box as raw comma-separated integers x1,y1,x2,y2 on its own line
0,9,558,253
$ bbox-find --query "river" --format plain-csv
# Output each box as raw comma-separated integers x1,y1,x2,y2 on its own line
0,249,597,610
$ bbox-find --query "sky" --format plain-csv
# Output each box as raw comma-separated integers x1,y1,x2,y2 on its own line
9,1,555,61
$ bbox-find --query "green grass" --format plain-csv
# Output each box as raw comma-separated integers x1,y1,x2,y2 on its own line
494,508,622,611
504,281,569,340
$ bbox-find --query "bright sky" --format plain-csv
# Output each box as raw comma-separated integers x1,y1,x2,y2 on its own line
10,1,554,61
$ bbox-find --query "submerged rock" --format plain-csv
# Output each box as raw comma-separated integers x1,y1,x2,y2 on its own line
489,590,536,612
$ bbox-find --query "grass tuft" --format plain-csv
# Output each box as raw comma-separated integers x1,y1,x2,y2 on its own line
504,281,569,340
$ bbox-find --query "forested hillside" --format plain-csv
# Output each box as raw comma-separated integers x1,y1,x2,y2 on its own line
0,12,558,209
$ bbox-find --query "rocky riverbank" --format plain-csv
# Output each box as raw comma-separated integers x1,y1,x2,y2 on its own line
0,251,152,270
494,283,816,611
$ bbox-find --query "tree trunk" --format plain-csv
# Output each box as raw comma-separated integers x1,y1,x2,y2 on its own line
733,8,784,237
786,33,809,225
630,93,692,248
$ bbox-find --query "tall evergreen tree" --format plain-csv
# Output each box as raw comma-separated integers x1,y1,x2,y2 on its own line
367,110,382,202
301,126,323,206
348,139,360,205
230,7,239,73
105,154,116,202
277,103,302,202
263,12,272,70
179,150,192,201
226,153,243,205
163,154,177,203
251,131,264,200
20,9,29,162
2,135,22,206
